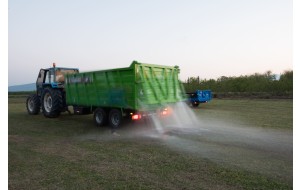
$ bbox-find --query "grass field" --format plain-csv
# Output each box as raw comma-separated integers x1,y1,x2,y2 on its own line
8,97,293,189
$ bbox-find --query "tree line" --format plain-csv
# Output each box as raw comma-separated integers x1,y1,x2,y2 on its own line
183,70,293,98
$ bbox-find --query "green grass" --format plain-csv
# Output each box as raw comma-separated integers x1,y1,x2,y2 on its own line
195,99,293,129
9,97,293,189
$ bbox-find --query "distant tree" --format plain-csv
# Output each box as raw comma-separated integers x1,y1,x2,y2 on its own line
182,70,293,97
278,70,293,92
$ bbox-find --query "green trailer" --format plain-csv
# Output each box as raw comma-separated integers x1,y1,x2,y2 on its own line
26,60,185,128
65,61,185,127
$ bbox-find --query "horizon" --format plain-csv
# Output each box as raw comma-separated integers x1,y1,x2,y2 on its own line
8,68,291,87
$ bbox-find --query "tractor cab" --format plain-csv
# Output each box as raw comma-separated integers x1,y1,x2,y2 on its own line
36,63,78,97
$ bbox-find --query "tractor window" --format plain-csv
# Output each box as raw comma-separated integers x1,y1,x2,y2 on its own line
45,70,55,83
45,72,50,83
56,69,78,83
37,69,46,84
50,70,55,83
56,69,64,83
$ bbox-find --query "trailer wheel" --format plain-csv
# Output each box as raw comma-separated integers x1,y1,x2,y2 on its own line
41,88,63,118
94,108,107,127
109,109,122,128
192,102,199,107
26,94,40,115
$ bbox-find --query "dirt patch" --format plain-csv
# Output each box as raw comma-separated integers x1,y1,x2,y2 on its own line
9,135,30,143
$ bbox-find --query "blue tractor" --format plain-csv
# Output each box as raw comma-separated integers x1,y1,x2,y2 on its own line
186,90,212,107
26,63,79,117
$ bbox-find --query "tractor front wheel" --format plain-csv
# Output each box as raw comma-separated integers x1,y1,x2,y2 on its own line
26,94,40,115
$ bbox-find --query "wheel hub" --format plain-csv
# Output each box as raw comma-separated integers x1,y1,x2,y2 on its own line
28,99,34,111
95,112,103,124
111,113,120,126
44,93,52,112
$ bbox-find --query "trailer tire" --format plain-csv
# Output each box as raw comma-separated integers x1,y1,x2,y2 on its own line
192,102,199,107
94,108,108,127
26,94,40,115
109,109,122,128
41,88,63,118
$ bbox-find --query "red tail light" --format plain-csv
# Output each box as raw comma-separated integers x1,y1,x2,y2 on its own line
132,114,142,120
161,108,169,116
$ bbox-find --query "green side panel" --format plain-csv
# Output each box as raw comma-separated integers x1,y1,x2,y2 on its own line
135,62,185,111
65,61,185,111
65,65,135,109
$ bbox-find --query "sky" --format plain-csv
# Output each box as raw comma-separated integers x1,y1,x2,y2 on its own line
8,0,293,86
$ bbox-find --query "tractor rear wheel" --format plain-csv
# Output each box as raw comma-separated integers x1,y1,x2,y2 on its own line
26,94,40,115
41,88,63,118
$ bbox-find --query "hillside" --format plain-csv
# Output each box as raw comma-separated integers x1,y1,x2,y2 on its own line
8,83,36,92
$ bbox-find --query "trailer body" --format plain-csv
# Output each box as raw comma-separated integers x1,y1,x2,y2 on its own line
64,61,185,126
65,61,184,110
